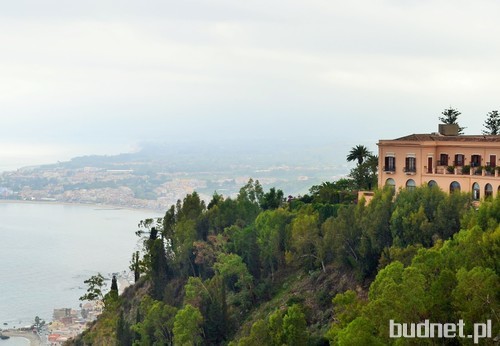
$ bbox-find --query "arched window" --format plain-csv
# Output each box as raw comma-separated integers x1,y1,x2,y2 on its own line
406,179,416,190
385,178,395,189
427,180,438,188
485,184,493,198
450,181,461,193
472,182,480,200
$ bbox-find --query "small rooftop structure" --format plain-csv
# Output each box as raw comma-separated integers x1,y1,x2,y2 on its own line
438,123,459,136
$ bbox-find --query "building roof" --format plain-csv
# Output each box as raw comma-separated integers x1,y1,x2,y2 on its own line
390,134,500,143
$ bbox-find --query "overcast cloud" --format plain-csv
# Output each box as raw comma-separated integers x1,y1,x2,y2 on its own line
2,0,500,168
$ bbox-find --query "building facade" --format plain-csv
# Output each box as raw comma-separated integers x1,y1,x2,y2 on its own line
377,124,500,200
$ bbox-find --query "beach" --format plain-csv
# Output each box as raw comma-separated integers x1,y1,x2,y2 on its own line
2,330,42,346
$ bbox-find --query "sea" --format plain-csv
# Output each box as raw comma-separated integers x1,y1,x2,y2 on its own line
0,337,29,346
0,202,160,331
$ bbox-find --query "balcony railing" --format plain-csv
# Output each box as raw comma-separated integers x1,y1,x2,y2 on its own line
404,167,416,173
384,166,396,172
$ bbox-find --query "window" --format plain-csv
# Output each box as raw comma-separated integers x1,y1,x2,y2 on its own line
471,155,481,167
439,153,448,166
405,157,416,173
384,156,396,172
454,154,464,167
489,155,496,168
428,180,438,188
450,181,461,193
472,182,480,200
485,184,493,198
406,179,416,190
385,178,396,188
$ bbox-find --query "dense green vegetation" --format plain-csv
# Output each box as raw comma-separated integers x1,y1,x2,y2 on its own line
70,176,499,345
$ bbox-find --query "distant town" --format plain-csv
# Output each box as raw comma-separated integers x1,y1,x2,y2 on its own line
0,144,345,210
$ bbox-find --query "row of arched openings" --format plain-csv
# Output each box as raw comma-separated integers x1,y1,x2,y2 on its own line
385,178,497,199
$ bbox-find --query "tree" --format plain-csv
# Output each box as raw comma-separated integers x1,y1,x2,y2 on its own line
483,110,500,135
439,107,465,134
238,319,270,346
255,209,292,280
173,304,204,346
213,253,253,293
33,316,45,333
290,211,325,272
260,187,284,210
106,275,119,303
452,266,500,334
130,251,142,283
133,296,178,345
346,145,370,165
349,154,378,190
282,304,308,346
79,273,105,303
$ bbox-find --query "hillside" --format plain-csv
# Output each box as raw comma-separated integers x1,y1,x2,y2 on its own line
67,181,499,345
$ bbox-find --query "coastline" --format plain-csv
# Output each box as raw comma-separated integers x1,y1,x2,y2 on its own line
1,201,152,344
0,199,163,214
2,330,42,346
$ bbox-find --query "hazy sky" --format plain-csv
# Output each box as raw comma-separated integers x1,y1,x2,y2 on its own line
2,0,500,169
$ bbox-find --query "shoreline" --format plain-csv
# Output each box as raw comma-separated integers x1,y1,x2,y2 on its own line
0,199,163,214
2,330,42,346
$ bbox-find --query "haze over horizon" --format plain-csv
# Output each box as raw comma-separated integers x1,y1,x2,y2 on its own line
2,0,500,170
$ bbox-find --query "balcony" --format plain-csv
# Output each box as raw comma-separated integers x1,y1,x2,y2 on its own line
384,166,396,173
404,167,416,175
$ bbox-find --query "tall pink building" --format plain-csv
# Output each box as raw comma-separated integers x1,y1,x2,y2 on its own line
377,124,500,199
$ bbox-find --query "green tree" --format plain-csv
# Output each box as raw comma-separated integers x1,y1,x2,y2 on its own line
79,273,105,303
346,145,370,165
116,311,133,346
348,153,378,190
260,187,285,210
268,308,285,346
147,232,169,300
255,209,292,280
282,304,308,346
214,253,253,293
236,178,264,225
326,205,363,271
204,275,229,344
439,107,465,134
358,187,394,277
452,266,500,333
173,304,203,346
290,211,325,272
238,319,270,346
130,250,142,283
224,225,261,279
483,110,500,135
106,275,119,303
335,317,385,346
132,296,177,346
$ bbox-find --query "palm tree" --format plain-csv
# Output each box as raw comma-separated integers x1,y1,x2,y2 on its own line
347,145,370,165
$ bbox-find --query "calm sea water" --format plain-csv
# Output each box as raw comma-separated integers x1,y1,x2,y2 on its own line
0,202,160,328
0,337,29,346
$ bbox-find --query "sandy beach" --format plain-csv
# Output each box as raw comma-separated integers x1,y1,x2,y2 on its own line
2,330,42,346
